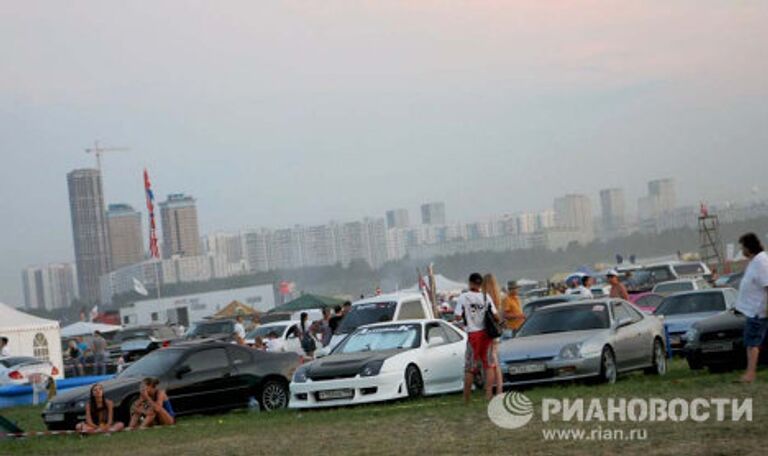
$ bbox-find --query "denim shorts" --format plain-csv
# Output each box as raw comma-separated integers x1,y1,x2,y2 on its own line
743,316,768,348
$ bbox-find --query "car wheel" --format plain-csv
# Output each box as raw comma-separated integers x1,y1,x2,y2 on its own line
119,395,139,424
260,379,289,411
644,339,667,375
405,365,423,398
599,347,617,384
686,356,704,370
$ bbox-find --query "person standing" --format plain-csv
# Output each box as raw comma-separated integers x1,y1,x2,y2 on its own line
299,312,316,358
734,233,768,384
233,315,247,342
0,337,10,358
328,305,343,333
483,274,504,397
318,307,333,347
454,273,499,404
502,281,526,334
607,270,630,300
576,275,594,299
91,331,108,376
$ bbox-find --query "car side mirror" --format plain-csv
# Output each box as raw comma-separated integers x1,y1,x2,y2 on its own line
427,336,445,347
176,365,192,379
616,318,633,329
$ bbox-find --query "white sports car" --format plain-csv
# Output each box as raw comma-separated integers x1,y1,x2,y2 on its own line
0,356,58,386
290,319,466,409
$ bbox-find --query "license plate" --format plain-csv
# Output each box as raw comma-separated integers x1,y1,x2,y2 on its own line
44,413,65,422
317,389,354,401
702,341,733,353
508,363,546,375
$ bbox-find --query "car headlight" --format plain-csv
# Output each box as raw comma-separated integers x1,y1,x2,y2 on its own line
74,400,87,410
293,367,309,383
558,343,583,360
685,327,699,343
359,360,385,377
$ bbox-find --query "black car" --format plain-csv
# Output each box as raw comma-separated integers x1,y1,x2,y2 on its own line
42,342,300,430
111,325,181,366
184,320,238,342
684,309,768,371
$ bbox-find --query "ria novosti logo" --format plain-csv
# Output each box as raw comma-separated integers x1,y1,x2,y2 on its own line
488,392,753,429
487,392,534,429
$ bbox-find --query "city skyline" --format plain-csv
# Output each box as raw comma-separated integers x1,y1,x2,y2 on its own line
2,2,768,306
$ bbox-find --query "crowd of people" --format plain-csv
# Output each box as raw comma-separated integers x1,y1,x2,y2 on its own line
64,331,109,377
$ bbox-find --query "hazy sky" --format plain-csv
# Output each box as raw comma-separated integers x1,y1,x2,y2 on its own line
1,1,767,305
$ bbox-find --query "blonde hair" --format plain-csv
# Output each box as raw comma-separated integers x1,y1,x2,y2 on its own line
482,273,502,307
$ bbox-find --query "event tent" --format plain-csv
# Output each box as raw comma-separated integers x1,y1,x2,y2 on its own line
59,321,121,339
213,301,257,319
0,303,63,379
406,274,466,294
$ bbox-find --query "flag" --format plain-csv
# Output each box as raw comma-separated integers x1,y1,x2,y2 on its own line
144,169,160,258
133,277,149,296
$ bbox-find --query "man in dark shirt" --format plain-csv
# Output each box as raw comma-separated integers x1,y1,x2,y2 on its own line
328,305,343,333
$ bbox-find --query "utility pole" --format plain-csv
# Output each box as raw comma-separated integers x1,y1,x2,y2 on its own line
84,140,130,172
698,202,724,273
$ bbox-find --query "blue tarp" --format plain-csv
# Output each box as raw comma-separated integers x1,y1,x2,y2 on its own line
0,375,114,409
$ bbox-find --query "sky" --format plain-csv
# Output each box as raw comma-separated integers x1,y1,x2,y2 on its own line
1,1,767,305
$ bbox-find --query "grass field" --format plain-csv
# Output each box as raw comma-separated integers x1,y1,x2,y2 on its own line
1,360,766,456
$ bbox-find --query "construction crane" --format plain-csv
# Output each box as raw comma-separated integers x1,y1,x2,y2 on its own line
84,140,130,172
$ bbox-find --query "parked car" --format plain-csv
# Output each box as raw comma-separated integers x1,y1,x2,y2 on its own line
654,289,736,352
325,293,435,352
630,292,664,314
684,309,768,371
290,319,465,409
42,342,300,430
522,295,582,317
110,325,181,368
499,299,666,386
0,357,58,386
183,319,237,342
244,321,315,355
652,279,710,296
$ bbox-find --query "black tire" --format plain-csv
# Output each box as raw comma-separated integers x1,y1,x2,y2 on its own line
405,365,424,398
644,339,667,375
119,395,139,424
599,347,617,384
686,357,704,370
260,379,289,411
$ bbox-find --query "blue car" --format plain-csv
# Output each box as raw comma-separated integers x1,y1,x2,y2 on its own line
654,289,737,353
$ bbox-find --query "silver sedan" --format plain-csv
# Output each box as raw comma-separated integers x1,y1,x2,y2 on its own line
498,299,667,386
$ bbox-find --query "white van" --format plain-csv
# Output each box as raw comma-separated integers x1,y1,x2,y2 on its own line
323,292,435,353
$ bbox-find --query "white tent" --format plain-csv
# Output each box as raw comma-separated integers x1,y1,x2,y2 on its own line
60,321,121,339
407,274,466,294
0,302,64,379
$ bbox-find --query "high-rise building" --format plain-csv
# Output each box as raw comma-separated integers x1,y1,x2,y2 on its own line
599,188,626,236
21,263,78,310
648,178,677,214
160,194,202,259
67,168,112,304
203,232,244,264
420,202,446,225
385,209,410,229
553,194,594,244
107,204,144,270
243,229,271,273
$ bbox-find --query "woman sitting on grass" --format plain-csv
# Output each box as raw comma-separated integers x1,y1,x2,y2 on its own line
129,377,176,429
75,383,125,434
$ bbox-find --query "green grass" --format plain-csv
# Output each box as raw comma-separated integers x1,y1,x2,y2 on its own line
1,360,766,456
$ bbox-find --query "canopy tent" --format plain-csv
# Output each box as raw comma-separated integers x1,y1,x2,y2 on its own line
406,274,466,294
59,321,121,339
0,303,63,379
268,294,345,314
213,301,257,319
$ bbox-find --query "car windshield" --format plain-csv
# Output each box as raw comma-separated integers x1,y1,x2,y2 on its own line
644,266,676,283
186,321,232,338
0,357,41,368
335,324,421,354
119,349,183,378
337,302,397,334
673,263,706,276
655,293,726,316
636,294,664,310
246,325,287,339
517,304,610,337
655,282,694,294
114,329,154,342
523,298,573,317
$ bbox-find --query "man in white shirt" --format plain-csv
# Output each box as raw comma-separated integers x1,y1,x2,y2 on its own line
734,233,768,384
454,273,499,403
0,337,10,358
575,276,594,299
234,315,247,341
265,332,285,352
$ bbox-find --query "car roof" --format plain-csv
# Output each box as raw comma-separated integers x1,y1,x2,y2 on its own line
353,292,423,306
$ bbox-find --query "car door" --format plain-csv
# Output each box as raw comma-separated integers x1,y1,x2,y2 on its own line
610,302,643,370
165,347,236,414
225,345,256,407
439,322,466,390
421,322,455,390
